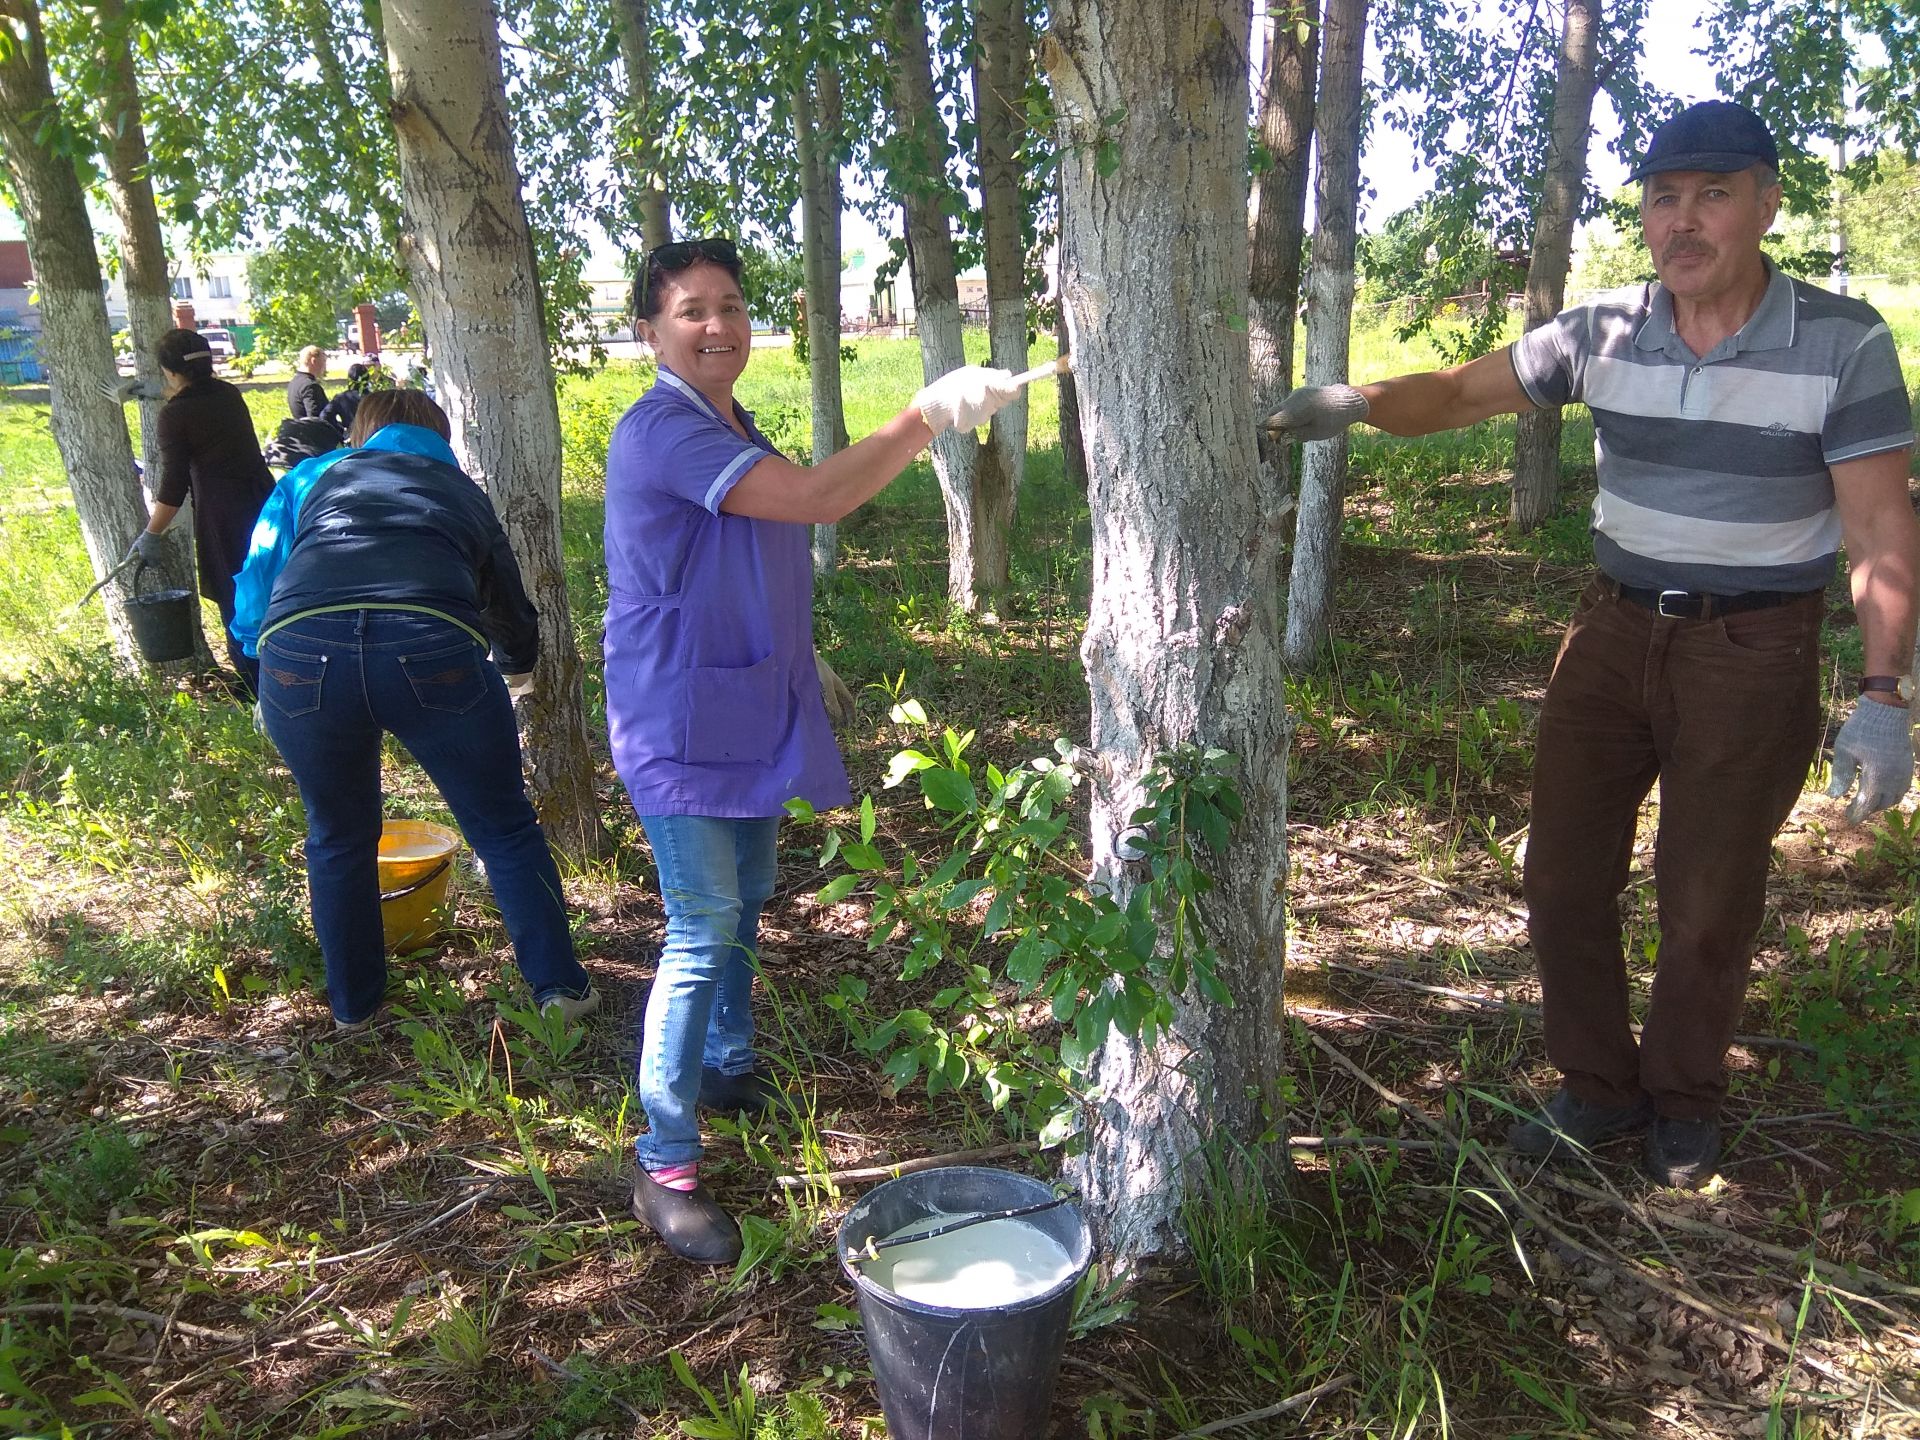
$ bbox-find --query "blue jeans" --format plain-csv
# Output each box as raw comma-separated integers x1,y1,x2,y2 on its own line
259,610,591,1024
633,814,780,1169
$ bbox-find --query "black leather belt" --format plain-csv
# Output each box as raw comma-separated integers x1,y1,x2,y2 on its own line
1613,584,1814,620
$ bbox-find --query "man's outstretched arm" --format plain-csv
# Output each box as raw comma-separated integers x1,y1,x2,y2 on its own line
1265,347,1538,441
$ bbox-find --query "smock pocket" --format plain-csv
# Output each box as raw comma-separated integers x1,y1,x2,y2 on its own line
399,641,490,715
261,638,327,719
683,653,784,764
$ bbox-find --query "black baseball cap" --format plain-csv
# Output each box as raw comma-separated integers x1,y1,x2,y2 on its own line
1630,100,1779,180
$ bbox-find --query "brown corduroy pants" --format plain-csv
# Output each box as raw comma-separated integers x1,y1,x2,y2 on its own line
1521,577,1823,1121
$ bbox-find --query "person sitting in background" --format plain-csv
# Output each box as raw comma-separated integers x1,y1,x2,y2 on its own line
232,389,598,1032
287,346,329,419
606,234,1023,1264
124,327,275,696
320,362,372,435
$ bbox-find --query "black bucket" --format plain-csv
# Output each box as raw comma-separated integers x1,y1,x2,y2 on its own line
125,564,196,665
837,1166,1091,1440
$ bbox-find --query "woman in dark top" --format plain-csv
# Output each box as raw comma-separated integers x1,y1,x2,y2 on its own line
124,328,275,696
319,362,371,435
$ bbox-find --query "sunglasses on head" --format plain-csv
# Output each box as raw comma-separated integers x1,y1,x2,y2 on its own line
637,236,741,321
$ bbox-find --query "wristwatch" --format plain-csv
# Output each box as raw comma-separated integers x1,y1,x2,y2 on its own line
1858,675,1915,701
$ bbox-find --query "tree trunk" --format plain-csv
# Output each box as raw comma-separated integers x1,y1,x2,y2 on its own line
972,0,1032,608
1054,165,1087,492
381,0,603,858
610,0,672,253
1044,0,1290,1264
92,0,211,666
883,0,997,611
795,62,850,575
1249,0,1318,416
1282,0,1367,668
1509,0,1599,535
0,0,150,666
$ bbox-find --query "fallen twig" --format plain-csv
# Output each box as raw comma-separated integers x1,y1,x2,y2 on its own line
207,1180,502,1273
0,1302,247,1346
1171,1373,1355,1437
773,1141,1036,1189
1291,827,1529,919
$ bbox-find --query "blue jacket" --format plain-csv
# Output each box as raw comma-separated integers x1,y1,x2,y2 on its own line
231,424,540,671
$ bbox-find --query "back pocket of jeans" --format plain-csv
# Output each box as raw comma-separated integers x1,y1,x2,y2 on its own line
400,641,489,715
261,639,327,718
683,653,783,764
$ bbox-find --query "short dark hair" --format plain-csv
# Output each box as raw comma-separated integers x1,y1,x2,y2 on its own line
348,388,451,445
631,236,744,324
155,328,215,382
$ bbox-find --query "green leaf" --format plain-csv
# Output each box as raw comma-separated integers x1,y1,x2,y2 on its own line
815,874,861,905
890,698,929,726
859,794,876,844
921,767,975,814
981,891,1013,938
841,842,885,872
941,877,991,911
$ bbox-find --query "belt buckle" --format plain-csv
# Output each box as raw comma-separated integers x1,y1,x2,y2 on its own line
1657,589,1697,619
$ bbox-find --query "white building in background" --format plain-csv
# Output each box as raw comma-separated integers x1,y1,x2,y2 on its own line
838,248,986,332
101,252,255,330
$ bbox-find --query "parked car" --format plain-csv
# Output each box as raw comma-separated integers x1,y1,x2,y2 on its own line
199,328,237,361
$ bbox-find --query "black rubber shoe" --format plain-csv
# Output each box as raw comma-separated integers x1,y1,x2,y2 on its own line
1507,1087,1654,1159
697,1066,782,1116
1643,1115,1721,1189
631,1167,743,1265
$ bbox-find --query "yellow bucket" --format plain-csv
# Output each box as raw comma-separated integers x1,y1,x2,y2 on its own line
377,819,460,952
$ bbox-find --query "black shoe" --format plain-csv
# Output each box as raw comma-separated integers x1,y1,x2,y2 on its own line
1507,1087,1654,1159
697,1065,782,1116
1643,1115,1721,1189
630,1167,743,1265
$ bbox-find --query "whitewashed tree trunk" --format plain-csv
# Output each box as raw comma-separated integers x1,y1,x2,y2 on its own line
94,0,211,666
0,0,149,665
1510,0,1600,535
1282,0,1367,668
883,0,998,611
973,0,1032,606
1045,0,1291,1264
1053,166,1087,492
795,63,850,576
611,0,672,255
381,0,603,858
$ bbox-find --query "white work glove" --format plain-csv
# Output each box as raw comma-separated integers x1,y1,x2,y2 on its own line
1826,698,1914,823
123,530,166,566
97,375,163,404
1262,384,1371,443
502,671,535,700
815,654,855,730
913,366,1022,437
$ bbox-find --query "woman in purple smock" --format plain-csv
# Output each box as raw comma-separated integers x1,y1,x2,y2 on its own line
604,236,1022,1263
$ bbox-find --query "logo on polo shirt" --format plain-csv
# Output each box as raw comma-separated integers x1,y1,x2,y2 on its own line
1761,421,1793,438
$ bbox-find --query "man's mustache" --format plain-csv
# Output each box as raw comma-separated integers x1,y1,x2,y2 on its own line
1663,241,1712,262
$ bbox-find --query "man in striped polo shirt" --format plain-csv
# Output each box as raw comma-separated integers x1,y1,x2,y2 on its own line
1266,101,1918,1187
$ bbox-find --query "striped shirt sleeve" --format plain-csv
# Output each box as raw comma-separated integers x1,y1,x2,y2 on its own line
1509,306,1588,409
1822,322,1915,465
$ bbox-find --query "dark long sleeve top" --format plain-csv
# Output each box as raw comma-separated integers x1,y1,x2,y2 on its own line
286,371,328,419
154,377,274,612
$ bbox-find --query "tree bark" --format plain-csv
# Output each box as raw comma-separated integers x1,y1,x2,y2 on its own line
1044,0,1291,1264
883,0,998,611
1248,0,1318,416
1282,0,1367,668
1509,0,1599,535
0,0,151,665
92,0,211,665
610,0,672,254
380,0,602,857
795,62,850,575
972,0,1033,606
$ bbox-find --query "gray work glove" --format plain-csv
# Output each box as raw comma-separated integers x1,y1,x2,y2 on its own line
123,530,166,567
913,366,1022,437
1261,384,1371,443
1826,698,1914,823
97,376,163,404
502,671,535,700
815,654,855,730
